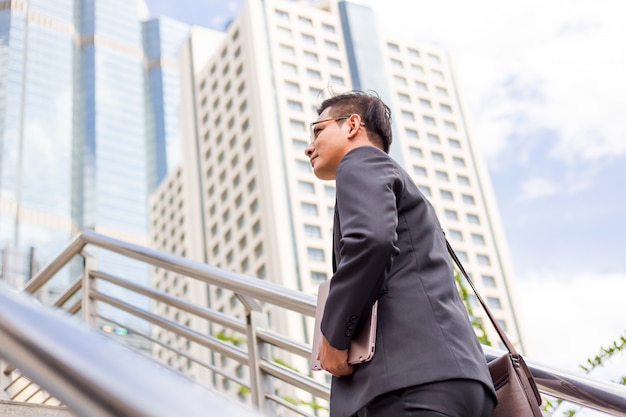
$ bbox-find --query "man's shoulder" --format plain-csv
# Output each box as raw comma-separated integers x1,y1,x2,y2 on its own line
340,145,392,168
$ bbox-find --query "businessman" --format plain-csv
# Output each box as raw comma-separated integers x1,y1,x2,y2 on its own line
305,91,497,417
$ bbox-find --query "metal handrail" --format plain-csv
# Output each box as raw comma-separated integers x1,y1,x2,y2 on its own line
0,283,261,417
1,230,625,416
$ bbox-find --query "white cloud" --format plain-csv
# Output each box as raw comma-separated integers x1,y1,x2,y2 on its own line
516,270,626,383
519,177,558,201
370,0,626,166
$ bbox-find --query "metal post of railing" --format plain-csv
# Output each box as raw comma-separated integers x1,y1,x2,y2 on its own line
0,360,10,401
81,252,98,326
246,309,275,416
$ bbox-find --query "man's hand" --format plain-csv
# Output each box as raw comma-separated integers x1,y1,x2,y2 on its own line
318,336,353,377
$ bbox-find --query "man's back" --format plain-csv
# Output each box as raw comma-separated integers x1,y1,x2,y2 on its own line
326,146,495,417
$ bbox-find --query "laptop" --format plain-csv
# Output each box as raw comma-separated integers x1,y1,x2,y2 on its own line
310,280,378,371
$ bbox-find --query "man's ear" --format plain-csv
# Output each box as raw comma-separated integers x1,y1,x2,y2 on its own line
347,115,361,137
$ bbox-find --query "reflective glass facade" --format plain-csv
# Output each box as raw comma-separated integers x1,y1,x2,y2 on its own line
0,1,189,329
143,17,190,189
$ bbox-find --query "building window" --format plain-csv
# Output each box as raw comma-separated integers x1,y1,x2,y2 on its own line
275,9,289,20
414,166,427,177
477,254,491,266
307,247,325,262
448,229,463,241
285,81,300,92
328,57,341,68
254,243,264,258
398,93,411,103
302,34,315,44
428,53,441,64
322,23,335,33
467,214,480,224
409,147,423,158
311,271,327,281
279,44,295,58
472,233,486,245
436,171,449,181
419,98,432,109
287,100,303,112
431,152,444,162
307,68,321,79
411,64,425,75
423,116,436,126
394,75,407,85
298,180,315,194
487,297,502,310
440,190,453,200
324,40,339,50
302,202,319,216
445,121,457,131
330,75,344,86
290,119,306,132
304,51,318,62
304,224,322,238
298,16,313,26
282,62,297,74
444,209,458,220
419,185,431,196
457,175,470,186
462,194,475,205
293,139,308,153
296,159,311,173
402,110,415,121
432,70,445,80
482,275,496,287
404,128,418,139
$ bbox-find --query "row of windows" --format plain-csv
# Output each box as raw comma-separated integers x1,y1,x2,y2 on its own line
447,230,487,246
281,59,343,76
398,93,454,115
300,201,335,218
441,208,481,225
386,42,441,66
274,8,336,34
413,167,473,188
418,184,474,206
453,250,493,267
297,180,335,198
399,110,458,132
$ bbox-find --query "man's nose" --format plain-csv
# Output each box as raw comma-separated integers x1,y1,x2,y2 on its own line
305,143,314,157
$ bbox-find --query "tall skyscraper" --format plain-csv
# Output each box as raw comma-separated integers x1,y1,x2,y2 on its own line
149,0,526,403
0,0,190,329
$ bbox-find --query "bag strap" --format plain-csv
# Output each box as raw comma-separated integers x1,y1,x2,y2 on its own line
446,239,519,356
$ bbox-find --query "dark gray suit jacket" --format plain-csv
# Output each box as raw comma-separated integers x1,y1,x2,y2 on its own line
320,146,496,417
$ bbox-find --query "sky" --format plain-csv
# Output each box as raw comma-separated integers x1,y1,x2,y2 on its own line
143,0,626,407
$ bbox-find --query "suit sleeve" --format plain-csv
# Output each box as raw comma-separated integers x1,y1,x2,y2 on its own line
321,148,401,350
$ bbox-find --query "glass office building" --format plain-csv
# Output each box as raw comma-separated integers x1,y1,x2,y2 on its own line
0,0,189,327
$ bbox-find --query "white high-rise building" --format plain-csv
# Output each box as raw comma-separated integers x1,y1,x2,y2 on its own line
149,0,525,405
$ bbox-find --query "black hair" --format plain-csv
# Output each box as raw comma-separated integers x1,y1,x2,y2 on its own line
317,90,392,153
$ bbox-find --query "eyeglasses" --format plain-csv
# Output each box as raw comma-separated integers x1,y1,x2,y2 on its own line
309,115,359,144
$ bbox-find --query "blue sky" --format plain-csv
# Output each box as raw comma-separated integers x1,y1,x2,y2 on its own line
143,0,626,396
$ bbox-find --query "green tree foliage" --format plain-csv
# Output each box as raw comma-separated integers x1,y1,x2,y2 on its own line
544,331,626,416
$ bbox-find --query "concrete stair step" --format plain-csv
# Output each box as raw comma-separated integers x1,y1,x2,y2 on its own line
0,400,74,417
